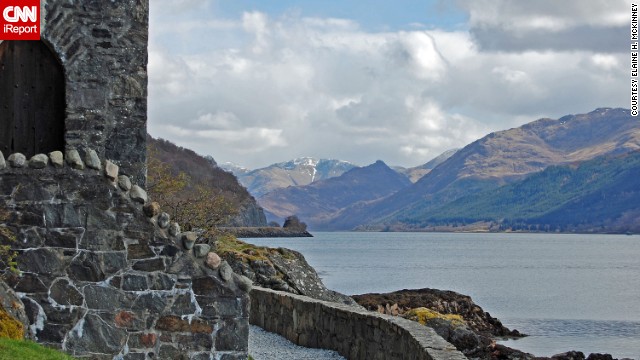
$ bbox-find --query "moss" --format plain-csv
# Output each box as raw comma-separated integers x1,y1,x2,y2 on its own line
0,338,75,359
0,226,18,276
405,307,466,327
0,308,24,340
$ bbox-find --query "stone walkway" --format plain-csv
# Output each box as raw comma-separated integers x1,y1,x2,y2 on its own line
248,325,346,360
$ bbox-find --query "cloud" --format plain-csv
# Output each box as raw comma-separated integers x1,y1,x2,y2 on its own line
148,4,629,168
457,0,629,52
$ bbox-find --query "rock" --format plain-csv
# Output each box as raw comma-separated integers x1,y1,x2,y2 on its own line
194,244,211,258
48,151,64,168
155,315,212,334
129,185,147,204
585,354,614,360
0,151,5,169
65,314,127,354
118,175,132,191
235,274,253,292
182,232,197,250
352,288,523,338
551,351,587,360
143,202,160,217
8,153,26,168
0,280,32,339
66,149,85,170
158,212,170,229
29,154,49,169
219,262,233,281
85,148,101,170
50,279,84,306
105,160,119,180
205,252,222,269
169,222,180,237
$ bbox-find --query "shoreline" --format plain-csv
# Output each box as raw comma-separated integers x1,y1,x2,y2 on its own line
221,226,314,238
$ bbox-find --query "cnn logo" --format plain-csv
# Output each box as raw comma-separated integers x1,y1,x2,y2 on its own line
3,6,37,22
1,1,40,40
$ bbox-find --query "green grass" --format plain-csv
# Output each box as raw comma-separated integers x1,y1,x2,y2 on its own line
0,338,74,360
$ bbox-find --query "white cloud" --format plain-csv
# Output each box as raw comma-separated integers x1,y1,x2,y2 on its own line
148,4,628,168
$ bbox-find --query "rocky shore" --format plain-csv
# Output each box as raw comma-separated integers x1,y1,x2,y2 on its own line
220,226,313,238
352,288,625,360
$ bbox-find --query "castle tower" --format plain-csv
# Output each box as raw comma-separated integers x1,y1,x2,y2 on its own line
0,0,149,184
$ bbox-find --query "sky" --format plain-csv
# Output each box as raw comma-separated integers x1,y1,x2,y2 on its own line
148,0,631,169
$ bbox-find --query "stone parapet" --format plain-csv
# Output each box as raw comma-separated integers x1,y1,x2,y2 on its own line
250,287,467,360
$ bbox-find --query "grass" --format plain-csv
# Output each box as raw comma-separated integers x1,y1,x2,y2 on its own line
0,338,75,360
213,233,296,263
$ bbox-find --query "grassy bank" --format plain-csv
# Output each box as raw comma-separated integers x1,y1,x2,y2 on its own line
0,338,74,360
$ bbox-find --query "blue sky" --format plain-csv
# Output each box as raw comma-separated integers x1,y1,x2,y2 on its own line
148,0,630,169
214,0,468,31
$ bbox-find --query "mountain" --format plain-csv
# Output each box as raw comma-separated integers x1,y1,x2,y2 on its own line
417,150,640,233
219,161,250,176
394,149,459,183
147,136,267,227
235,157,358,197
258,160,412,229
324,108,640,230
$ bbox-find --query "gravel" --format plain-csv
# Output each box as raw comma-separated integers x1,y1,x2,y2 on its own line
249,325,346,360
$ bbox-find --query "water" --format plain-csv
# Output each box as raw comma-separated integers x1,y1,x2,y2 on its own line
245,232,640,359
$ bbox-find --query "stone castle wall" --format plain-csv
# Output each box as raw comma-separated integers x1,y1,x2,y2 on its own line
40,0,149,184
250,286,467,360
0,150,250,359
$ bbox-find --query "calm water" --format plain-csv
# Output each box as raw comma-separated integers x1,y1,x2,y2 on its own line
245,232,640,359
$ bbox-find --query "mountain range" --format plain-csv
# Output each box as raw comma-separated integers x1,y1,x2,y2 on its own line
222,157,358,197
239,108,638,232
327,108,639,231
258,160,412,226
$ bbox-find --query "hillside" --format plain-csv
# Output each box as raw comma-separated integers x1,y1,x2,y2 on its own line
394,149,459,183
147,136,267,227
233,157,358,197
325,108,640,230
258,160,411,229
412,151,640,232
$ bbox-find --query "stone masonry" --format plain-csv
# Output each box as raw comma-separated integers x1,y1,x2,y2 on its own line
40,0,149,184
250,287,467,360
0,150,251,359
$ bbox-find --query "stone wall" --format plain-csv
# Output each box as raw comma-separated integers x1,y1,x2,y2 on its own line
0,150,250,359
250,287,467,360
41,0,149,184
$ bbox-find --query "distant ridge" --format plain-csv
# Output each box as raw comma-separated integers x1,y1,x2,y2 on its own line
258,160,411,229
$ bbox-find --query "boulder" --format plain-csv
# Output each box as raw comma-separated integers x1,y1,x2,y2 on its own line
130,185,147,204
7,153,26,168
66,149,85,170
29,154,49,169
85,148,101,170
105,160,119,180
118,175,132,191
48,151,64,168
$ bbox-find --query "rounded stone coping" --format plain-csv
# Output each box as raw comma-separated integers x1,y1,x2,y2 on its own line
250,286,467,360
